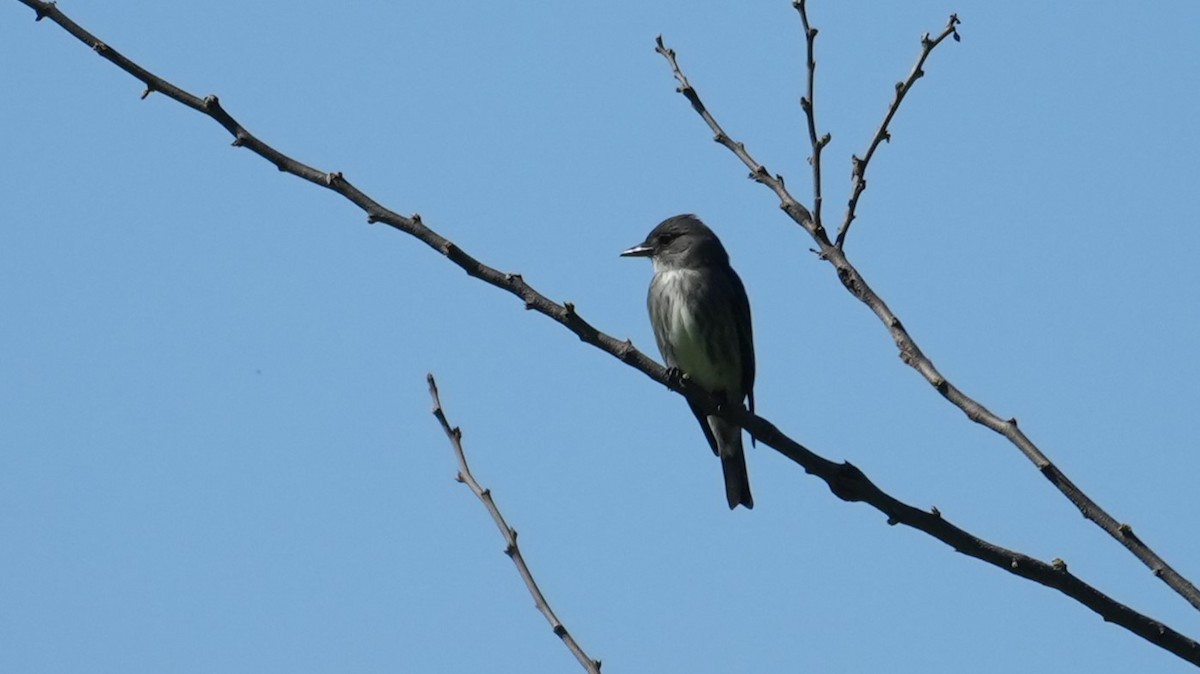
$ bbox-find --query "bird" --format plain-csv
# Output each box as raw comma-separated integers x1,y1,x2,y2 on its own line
621,214,756,509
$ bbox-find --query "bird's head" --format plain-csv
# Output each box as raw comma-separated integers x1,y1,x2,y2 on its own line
620,214,730,271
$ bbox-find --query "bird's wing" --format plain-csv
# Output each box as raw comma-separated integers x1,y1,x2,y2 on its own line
727,268,755,413
687,399,721,457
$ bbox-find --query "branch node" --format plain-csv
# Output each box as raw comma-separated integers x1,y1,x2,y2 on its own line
930,506,941,518
553,624,568,637
1052,558,1068,572
618,339,637,362
325,171,344,186
140,86,154,100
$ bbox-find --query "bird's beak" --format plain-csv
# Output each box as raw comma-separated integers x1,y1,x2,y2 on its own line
620,243,654,258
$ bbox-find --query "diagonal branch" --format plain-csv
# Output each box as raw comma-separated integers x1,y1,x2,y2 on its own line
793,0,830,232
835,14,960,249
654,34,826,246
427,374,602,674
654,29,1200,617
13,1,1200,665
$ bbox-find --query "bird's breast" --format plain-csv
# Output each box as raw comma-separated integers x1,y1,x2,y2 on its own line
649,268,742,394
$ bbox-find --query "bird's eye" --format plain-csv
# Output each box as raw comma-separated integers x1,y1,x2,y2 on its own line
657,232,677,245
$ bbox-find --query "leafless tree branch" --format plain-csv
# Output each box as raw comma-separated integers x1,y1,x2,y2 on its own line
13,0,1200,665
654,27,1200,616
427,374,602,674
793,0,829,232
835,14,960,249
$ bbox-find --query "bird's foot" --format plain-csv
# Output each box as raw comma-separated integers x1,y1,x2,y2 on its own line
665,366,687,388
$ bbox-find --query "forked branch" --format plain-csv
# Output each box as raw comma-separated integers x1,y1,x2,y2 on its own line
654,21,1200,617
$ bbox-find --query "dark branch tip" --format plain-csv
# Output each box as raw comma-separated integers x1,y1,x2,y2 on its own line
411,212,423,225
140,86,154,100
366,213,381,224
1052,558,1068,572
930,506,941,518
454,472,465,483
563,301,577,317
504,543,517,557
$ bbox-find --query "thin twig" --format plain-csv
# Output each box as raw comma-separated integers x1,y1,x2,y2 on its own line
654,35,825,245
653,28,1200,618
13,2,1200,665
835,14,960,249
427,374,602,674
793,0,829,231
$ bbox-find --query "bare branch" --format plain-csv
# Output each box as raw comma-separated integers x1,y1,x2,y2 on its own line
654,34,828,247
793,0,829,231
653,32,1200,616
14,2,1200,664
427,375,602,674
835,14,961,249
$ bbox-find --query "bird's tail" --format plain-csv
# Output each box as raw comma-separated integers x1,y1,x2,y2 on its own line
715,421,754,510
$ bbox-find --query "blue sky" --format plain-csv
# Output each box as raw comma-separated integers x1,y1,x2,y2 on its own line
3,1,1199,672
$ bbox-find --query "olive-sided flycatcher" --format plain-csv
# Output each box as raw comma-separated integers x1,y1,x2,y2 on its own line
621,214,756,509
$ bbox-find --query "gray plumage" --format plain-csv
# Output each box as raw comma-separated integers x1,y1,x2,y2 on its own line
621,214,756,509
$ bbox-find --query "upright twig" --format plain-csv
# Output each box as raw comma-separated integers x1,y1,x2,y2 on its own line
794,0,830,231
428,374,602,674
13,2,1200,664
835,14,960,249
654,27,1200,616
